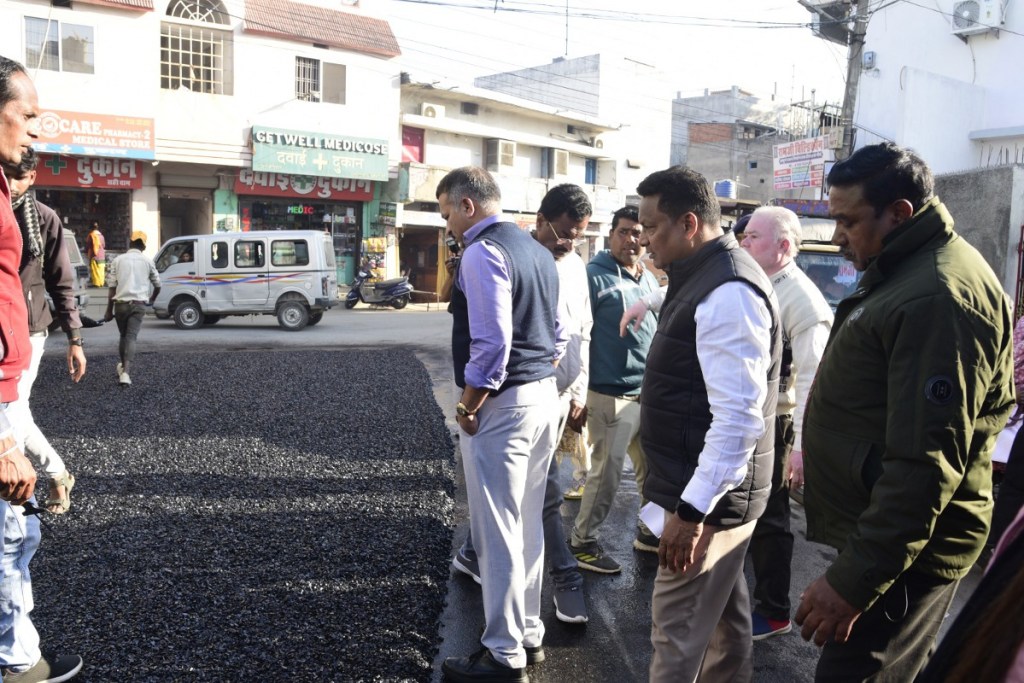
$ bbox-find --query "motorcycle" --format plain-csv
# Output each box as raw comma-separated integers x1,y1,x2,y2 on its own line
344,268,414,309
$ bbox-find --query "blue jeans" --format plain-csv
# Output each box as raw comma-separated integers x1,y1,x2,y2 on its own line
0,501,41,671
461,393,583,589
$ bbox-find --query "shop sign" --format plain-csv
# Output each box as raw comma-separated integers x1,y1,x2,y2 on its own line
35,154,142,190
234,169,374,201
773,135,830,191
32,111,155,160
250,126,388,181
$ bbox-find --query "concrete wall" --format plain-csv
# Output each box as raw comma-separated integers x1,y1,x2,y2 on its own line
934,164,1024,296
856,0,1024,173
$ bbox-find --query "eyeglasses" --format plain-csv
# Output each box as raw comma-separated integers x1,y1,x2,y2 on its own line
547,222,584,249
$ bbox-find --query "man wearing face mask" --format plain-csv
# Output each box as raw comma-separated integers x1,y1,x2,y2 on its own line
568,205,661,575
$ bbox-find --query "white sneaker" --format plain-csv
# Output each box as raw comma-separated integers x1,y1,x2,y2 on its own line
119,371,131,386
116,362,123,377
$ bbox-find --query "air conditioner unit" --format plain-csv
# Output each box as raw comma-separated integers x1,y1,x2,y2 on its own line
486,139,516,171
420,102,445,118
547,148,569,178
591,136,605,150
951,0,1002,36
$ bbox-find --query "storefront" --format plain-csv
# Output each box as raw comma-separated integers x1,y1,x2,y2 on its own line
234,170,374,285
247,125,390,285
33,154,141,253
31,109,155,253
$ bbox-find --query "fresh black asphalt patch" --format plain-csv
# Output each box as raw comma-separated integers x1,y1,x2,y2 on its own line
27,348,455,681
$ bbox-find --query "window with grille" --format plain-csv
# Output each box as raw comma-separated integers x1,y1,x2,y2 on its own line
295,57,346,104
296,57,320,102
25,17,94,74
160,0,232,94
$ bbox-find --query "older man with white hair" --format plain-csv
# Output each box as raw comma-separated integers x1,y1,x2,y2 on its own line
740,206,833,639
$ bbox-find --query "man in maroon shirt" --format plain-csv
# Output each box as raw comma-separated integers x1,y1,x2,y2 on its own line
0,55,83,682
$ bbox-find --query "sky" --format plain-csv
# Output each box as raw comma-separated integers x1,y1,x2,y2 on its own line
381,0,851,112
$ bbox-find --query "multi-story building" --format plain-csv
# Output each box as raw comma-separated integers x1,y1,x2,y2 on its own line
392,70,635,300
672,86,842,205
801,0,1024,174
473,53,673,204
2,0,401,286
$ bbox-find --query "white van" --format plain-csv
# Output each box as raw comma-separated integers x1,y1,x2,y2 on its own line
152,230,337,331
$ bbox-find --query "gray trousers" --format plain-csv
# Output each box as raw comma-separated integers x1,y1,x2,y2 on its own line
462,393,583,589
461,377,560,669
571,389,648,547
113,301,146,371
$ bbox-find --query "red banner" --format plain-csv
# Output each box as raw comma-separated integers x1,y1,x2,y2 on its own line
35,154,142,189
234,169,373,201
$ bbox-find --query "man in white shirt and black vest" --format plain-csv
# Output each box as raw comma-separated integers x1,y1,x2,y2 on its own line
636,166,781,683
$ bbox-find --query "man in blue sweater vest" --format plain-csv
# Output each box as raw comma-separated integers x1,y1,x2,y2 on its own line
438,167,566,683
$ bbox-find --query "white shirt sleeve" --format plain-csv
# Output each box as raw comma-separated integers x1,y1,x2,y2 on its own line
570,270,593,404
681,281,772,514
789,319,830,452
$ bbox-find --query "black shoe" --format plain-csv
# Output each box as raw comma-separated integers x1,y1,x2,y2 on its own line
570,541,621,574
1,654,83,683
442,648,528,682
525,645,544,665
633,528,660,554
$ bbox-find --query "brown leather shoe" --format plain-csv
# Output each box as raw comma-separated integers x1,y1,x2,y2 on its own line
441,648,528,682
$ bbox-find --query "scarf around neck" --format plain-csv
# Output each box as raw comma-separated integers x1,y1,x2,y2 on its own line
11,191,43,266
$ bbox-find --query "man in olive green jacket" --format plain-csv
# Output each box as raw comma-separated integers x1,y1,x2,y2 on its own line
795,142,1015,682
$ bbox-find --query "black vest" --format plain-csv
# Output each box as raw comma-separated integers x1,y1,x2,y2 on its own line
451,221,559,390
641,233,781,526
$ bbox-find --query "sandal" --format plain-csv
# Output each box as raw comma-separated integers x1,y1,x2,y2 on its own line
45,471,76,514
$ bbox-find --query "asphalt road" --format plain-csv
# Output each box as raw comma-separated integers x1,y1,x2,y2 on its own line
60,292,982,681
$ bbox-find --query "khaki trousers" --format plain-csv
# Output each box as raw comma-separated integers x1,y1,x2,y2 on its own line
570,390,648,546
650,517,756,683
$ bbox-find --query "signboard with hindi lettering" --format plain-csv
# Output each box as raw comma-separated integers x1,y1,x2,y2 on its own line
773,135,829,191
35,154,142,190
32,110,155,160
250,126,389,182
234,169,374,201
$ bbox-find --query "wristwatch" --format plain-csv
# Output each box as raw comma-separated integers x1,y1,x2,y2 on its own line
455,402,476,418
68,337,84,347
675,500,707,524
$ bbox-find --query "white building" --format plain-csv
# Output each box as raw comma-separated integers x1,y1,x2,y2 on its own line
2,0,401,285
803,0,1023,173
473,54,674,203
392,75,627,298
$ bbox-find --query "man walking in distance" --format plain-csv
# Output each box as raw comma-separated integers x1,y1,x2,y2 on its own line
104,231,160,387
795,143,1014,681
452,183,592,625
86,221,105,287
437,167,564,682
739,206,833,639
568,206,661,574
637,166,780,682
0,54,84,683
3,148,87,515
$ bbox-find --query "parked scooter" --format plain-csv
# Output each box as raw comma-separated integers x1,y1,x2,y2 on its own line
345,268,414,309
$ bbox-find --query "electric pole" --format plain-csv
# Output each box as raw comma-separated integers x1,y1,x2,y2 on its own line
838,0,871,160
